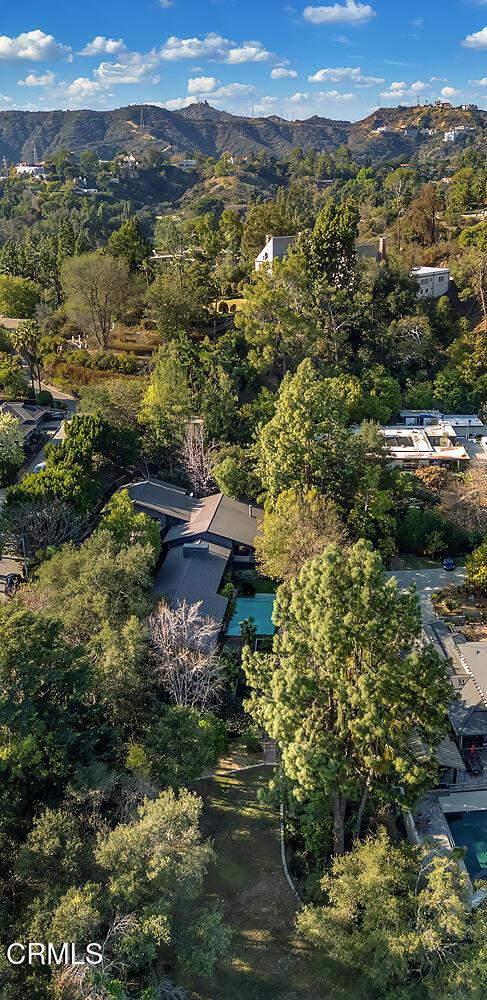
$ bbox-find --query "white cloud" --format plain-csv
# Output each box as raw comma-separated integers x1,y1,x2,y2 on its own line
271,66,298,78
462,26,487,49
471,76,487,86
289,89,355,101
94,53,160,85
163,81,257,111
159,33,275,63
164,96,196,110
79,36,126,56
226,42,273,63
0,29,71,61
159,0,175,6
64,77,106,99
0,94,13,106
187,75,219,94
18,71,56,86
303,2,376,25
308,65,383,83
213,83,257,98
441,86,460,98
380,79,427,99
160,33,234,61
254,95,279,112
409,17,423,28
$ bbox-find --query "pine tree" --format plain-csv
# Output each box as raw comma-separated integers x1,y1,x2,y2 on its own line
244,540,452,855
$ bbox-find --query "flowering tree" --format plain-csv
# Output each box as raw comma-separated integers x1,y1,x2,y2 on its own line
149,600,222,710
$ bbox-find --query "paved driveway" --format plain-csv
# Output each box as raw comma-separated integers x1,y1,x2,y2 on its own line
386,567,466,624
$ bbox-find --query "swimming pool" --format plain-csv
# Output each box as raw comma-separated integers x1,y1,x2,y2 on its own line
446,811,487,878
226,593,276,637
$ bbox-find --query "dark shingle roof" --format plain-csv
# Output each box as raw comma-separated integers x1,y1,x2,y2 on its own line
152,541,230,643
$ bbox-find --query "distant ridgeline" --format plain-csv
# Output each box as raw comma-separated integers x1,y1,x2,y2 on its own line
0,101,485,163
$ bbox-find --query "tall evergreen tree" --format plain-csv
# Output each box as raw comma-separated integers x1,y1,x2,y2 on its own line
244,540,451,855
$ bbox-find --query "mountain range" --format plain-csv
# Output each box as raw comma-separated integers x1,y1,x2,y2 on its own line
0,101,485,164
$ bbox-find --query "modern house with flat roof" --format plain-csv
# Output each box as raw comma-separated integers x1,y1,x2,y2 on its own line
127,478,263,638
399,411,484,437
411,266,450,299
255,235,297,272
377,424,470,468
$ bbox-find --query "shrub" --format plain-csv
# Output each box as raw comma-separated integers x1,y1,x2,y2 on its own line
243,724,262,754
37,389,54,406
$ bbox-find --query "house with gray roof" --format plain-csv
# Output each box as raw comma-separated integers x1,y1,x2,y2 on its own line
0,402,47,441
127,478,263,639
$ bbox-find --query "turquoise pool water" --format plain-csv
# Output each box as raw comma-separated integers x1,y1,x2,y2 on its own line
226,593,276,637
446,811,487,878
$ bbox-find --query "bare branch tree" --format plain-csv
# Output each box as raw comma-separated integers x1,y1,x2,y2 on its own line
439,467,487,534
149,600,223,710
0,498,85,560
180,419,217,497
52,913,140,999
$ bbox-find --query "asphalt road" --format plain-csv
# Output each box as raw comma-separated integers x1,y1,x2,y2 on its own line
386,567,466,624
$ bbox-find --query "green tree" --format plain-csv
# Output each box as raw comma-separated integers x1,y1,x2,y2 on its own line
31,529,154,647
466,536,487,593
258,358,359,508
107,216,151,272
212,444,260,501
305,199,359,289
201,366,239,442
61,253,137,350
244,540,451,855
236,246,320,376
147,267,207,339
100,489,161,559
141,342,193,451
0,353,27,398
255,488,348,582
241,198,294,263
0,605,109,834
297,830,480,998
456,222,487,322
94,790,228,978
0,275,39,318
0,412,24,485
9,319,42,393
131,706,227,788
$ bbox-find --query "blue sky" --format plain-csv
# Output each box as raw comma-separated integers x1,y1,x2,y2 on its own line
2,1,487,120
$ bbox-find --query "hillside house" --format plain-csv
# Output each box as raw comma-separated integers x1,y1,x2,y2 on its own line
255,235,297,272
127,479,263,639
411,266,450,299
377,423,470,468
0,402,47,441
14,163,47,178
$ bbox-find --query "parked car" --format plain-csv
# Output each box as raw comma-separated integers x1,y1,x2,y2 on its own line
442,556,455,571
33,461,47,474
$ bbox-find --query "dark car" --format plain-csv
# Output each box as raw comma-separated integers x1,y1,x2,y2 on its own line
442,556,456,571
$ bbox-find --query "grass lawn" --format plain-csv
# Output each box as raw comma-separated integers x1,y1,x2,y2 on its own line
185,767,372,1000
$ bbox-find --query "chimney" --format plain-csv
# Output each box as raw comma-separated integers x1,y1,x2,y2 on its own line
265,234,270,244
248,504,253,517
379,236,387,261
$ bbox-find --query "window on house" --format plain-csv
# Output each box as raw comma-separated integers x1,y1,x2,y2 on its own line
234,543,252,556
